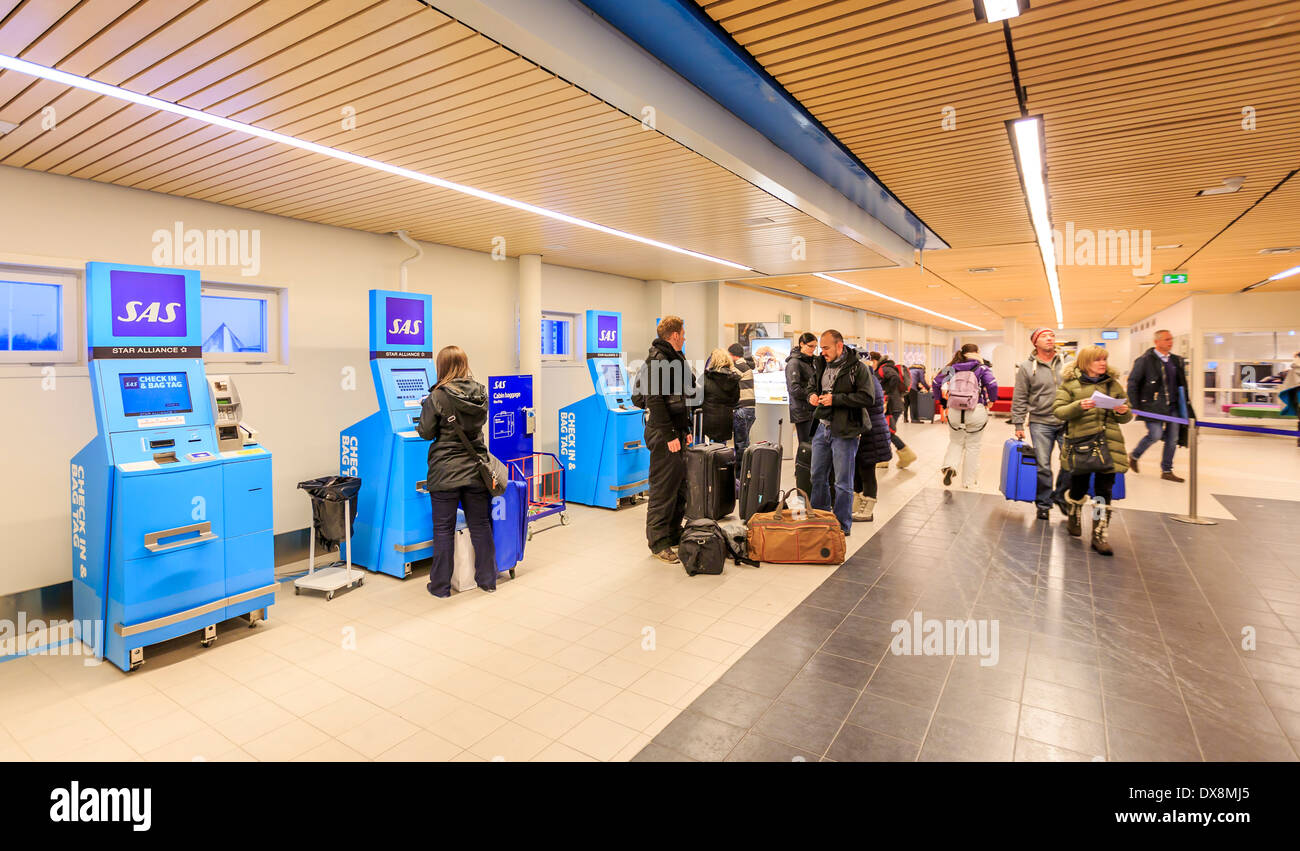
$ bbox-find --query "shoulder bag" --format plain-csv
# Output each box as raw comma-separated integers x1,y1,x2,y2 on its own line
1064,389,1113,473
434,388,508,496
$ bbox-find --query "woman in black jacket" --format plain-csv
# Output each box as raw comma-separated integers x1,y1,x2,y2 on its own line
872,354,918,469
416,345,497,598
700,348,741,443
785,332,819,444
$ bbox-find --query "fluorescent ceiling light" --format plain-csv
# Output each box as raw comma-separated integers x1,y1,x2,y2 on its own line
1259,246,1300,256
1197,177,1245,197
975,0,1024,22
1269,264,1300,281
813,272,986,330
1155,243,1183,250
1008,116,1065,329
0,52,754,273
0,118,17,134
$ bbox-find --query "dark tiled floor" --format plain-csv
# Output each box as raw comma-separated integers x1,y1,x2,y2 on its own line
635,489,1300,762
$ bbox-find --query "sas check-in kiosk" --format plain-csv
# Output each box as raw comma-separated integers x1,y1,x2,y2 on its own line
559,310,649,508
71,262,274,672
340,290,436,578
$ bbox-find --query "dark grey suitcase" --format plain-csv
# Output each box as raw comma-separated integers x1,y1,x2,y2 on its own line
738,441,781,522
916,392,936,423
685,443,735,521
795,441,813,498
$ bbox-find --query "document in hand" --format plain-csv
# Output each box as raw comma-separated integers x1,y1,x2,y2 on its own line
1089,390,1123,410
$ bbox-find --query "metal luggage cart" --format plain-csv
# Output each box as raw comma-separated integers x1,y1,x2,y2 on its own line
509,453,569,541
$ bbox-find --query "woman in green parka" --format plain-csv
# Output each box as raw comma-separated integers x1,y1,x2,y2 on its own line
1053,346,1133,555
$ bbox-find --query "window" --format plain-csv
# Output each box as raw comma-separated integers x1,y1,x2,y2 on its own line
0,265,78,365
1200,329,1299,410
541,312,575,363
904,343,925,365
200,282,283,365
932,345,948,373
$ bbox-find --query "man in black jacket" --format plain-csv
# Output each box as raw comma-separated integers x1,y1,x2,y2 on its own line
1127,329,1188,482
804,330,874,535
639,316,697,562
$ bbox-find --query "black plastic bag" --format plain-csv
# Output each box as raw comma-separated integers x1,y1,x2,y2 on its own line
297,476,361,551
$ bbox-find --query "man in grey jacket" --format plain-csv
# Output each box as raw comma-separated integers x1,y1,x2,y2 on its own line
1011,328,1069,520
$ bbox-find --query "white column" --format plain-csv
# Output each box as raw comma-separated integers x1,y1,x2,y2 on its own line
854,310,867,348
799,296,813,339
519,254,542,380
704,280,721,357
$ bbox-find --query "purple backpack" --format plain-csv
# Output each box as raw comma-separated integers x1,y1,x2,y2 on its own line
948,368,981,410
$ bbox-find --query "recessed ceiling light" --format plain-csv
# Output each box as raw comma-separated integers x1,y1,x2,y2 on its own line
968,267,997,274
813,272,986,330
1004,297,1023,302
0,118,17,135
927,284,942,288
1138,283,1157,288
1007,116,1065,329
1120,288,1134,292
1258,246,1300,255
1155,244,1182,250
743,216,779,226
545,244,567,251
0,52,755,274
1197,177,1245,197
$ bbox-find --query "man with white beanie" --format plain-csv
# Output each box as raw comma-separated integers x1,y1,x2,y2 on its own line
1011,327,1070,520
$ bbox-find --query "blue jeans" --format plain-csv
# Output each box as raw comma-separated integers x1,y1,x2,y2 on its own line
732,406,756,458
811,424,859,533
1132,419,1180,472
1028,421,1070,510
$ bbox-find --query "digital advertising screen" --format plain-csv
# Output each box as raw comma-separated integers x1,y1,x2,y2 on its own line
120,372,193,417
597,362,626,393
750,337,791,404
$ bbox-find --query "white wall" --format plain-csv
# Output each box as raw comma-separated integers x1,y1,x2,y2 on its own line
0,165,650,595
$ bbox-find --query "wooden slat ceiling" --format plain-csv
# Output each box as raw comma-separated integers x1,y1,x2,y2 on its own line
700,0,1300,329
0,0,899,282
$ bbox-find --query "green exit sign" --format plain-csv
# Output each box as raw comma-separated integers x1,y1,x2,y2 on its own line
1162,272,1189,284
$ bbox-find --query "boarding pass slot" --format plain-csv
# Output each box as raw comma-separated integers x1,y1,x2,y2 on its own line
144,521,217,552
152,451,179,465
149,438,175,450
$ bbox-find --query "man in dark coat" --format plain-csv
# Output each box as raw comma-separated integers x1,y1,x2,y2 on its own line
1127,329,1188,482
639,316,697,562
804,330,874,535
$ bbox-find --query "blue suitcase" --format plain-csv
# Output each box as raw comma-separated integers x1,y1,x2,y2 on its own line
1000,439,1037,502
454,479,528,576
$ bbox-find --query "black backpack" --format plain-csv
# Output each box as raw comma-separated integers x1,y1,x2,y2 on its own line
678,518,760,576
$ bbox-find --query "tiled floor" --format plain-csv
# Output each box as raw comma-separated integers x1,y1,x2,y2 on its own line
2,416,1297,762
637,488,1300,762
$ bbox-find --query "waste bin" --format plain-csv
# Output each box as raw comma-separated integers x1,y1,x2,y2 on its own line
297,476,361,552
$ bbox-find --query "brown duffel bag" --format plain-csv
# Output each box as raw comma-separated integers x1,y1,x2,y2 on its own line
746,488,846,565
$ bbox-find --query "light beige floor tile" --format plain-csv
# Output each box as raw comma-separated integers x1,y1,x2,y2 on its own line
243,719,330,761
117,709,206,755
652,650,719,682
187,685,267,725
336,713,420,758
437,667,509,702
211,702,297,746
450,751,486,762
375,729,463,762
585,655,651,689
432,704,510,749
559,715,640,761
612,732,653,762
468,722,552,761
473,680,547,719
293,739,370,762
273,679,350,717
627,669,695,705
595,690,673,732
390,689,467,729
514,696,590,739
3,697,90,741
553,675,622,712
60,735,140,762
22,717,114,761
356,670,427,709
531,741,597,762
303,693,386,738
142,726,235,762
513,660,580,694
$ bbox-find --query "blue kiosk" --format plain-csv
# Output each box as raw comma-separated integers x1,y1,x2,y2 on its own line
340,290,436,578
71,262,275,672
559,310,649,508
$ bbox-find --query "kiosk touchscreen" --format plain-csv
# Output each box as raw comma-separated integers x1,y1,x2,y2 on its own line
340,290,436,578
71,262,274,672
558,310,650,508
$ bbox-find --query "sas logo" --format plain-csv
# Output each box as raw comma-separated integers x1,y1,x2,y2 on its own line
596,315,619,349
109,271,187,337
385,297,426,345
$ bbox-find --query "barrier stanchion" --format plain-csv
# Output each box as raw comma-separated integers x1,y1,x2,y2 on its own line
1171,415,1217,526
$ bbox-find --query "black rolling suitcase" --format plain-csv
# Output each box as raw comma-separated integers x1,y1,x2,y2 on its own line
738,441,782,521
685,443,736,520
916,392,936,423
795,440,813,497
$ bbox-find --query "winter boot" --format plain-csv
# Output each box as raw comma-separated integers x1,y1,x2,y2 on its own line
896,446,918,469
1091,498,1113,556
1064,492,1088,537
853,495,876,522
